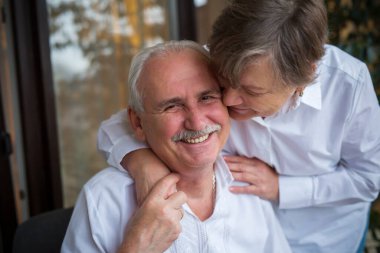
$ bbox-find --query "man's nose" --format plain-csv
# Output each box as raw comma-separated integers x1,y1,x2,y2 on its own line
184,107,205,131
223,87,243,106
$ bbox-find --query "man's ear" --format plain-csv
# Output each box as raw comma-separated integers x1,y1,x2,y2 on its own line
128,108,146,141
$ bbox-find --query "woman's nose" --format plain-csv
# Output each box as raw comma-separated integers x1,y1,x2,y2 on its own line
223,87,243,106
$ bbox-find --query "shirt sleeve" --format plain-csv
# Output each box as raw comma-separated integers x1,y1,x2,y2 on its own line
97,109,148,171
279,64,380,209
61,188,105,253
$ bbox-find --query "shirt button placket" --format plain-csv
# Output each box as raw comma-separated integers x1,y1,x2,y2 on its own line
256,120,272,165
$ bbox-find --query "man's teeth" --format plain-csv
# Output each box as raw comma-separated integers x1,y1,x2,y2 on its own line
184,134,209,144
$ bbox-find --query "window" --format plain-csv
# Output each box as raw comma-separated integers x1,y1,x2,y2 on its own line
47,0,175,206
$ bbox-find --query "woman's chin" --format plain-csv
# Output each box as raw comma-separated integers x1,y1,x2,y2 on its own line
228,108,258,120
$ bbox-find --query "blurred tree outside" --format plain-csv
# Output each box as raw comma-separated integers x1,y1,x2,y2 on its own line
47,0,171,207
325,0,380,230
326,0,380,102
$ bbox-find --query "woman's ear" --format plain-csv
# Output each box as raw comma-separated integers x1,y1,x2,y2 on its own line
311,63,317,73
128,108,146,141
296,86,306,97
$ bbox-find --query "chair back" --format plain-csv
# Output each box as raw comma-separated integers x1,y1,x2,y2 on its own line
13,207,73,253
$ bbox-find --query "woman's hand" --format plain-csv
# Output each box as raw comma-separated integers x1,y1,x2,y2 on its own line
225,155,279,202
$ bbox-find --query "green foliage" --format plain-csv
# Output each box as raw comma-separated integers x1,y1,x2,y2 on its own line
326,0,380,103
370,209,380,229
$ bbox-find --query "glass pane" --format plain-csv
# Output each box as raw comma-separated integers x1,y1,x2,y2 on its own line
47,0,172,207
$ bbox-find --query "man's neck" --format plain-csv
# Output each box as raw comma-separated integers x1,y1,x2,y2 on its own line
177,169,216,221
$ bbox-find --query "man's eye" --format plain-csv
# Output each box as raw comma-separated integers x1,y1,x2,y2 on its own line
200,94,222,103
165,105,176,110
164,104,182,112
201,95,212,101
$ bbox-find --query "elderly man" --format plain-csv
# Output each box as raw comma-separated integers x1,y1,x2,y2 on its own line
61,41,291,253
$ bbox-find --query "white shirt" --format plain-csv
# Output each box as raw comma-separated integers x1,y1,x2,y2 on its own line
225,45,380,252
61,156,291,253
97,45,380,253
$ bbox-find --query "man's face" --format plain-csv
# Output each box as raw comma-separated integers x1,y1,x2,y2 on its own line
130,49,230,175
221,55,296,120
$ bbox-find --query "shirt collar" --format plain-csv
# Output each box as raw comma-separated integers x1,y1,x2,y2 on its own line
300,78,322,110
214,155,234,189
277,77,322,115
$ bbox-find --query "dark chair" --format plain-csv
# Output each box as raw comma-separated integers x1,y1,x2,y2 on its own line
13,207,73,253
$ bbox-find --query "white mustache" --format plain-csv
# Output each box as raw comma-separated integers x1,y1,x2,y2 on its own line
172,124,221,142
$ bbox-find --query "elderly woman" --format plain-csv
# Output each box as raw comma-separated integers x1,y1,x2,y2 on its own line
98,1,380,252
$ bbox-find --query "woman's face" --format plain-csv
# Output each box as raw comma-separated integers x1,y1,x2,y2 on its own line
220,55,297,120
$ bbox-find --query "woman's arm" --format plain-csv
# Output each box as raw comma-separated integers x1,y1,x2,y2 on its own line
97,109,171,204
122,149,171,204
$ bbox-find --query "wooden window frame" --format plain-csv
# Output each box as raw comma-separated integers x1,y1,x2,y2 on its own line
4,0,196,217
7,0,63,215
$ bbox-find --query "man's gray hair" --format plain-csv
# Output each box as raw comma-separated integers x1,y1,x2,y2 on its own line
128,40,210,112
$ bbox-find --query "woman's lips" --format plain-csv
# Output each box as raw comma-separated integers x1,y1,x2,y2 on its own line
228,107,251,114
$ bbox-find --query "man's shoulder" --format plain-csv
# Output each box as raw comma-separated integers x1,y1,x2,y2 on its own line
83,167,135,200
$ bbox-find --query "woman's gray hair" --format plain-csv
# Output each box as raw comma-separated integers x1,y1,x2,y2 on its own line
208,0,328,87
128,40,210,112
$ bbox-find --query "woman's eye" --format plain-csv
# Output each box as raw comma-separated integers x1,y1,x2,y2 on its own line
247,92,262,97
246,89,267,97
